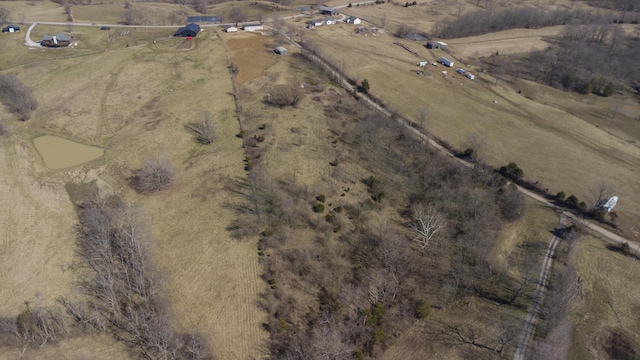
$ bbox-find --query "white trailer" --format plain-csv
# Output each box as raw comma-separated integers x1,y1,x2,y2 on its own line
439,57,454,67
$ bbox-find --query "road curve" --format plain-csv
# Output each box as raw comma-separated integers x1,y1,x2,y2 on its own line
24,22,41,47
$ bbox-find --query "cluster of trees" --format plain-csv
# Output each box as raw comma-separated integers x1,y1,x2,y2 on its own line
0,197,211,359
433,7,639,38
70,198,213,359
129,157,176,194
579,0,639,12
0,74,38,121
234,80,533,357
491,22,640,97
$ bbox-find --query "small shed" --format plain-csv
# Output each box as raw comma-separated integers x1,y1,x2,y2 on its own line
223,26,238,33
325,18,337,25
426,41,440,49
319,6,339,16
307,19,324,28
243,22,264,32
346,16,361,25
174,23,200,37
418,61,429,67
2,25,21,33
274,46,288,55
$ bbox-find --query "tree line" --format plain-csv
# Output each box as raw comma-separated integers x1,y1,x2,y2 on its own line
486,22,640,98
433,7,639,39
0,196,212,359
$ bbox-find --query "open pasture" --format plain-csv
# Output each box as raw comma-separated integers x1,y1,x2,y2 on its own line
0,23,266,359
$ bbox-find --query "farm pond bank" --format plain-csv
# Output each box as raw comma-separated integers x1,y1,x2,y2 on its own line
33,135,104,169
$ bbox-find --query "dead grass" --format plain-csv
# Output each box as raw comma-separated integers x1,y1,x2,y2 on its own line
491,198,558,269
0,334,130,360
0,1,68,22
225,32,279,86
570,233,640,359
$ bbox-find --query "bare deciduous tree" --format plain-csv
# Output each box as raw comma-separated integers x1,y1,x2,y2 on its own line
590,182,614,211
410,204,446,252
185,112,217,144
130,158,176,193
267,84,305,107
229,7,245,26
0,7,10,24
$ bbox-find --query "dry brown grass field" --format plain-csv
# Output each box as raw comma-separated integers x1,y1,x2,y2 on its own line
301,22,640,242
0,23,266,359
570,234,640,359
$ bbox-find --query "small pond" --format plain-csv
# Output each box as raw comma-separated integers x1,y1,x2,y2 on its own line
33,135,104,170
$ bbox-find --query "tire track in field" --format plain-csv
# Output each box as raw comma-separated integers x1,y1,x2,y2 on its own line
513,213,565,360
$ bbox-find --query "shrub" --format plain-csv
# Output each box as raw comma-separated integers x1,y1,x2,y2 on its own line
620,242,630,255
237,130,246,138
359,79,370,93
325,213,334,222
602,82,615,97
415,300,431,319
499,161,524,179
556,191,566,201
0,74,38,121
372,327,386,344
364,175,379,188
316,194,326,203
267,84,305,107
565,194,579,207
130,158,176,194
313,203,325,213
184,112,216,144
347,2,352,7
329,159,339,166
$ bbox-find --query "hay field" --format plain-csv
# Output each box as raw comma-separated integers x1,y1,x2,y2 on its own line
303,25,640,241
0,1,68,22
444,26,563,59
1,26,266,358
571,234,640,359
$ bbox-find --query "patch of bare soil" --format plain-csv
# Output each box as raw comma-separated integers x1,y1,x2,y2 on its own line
225,33,278,86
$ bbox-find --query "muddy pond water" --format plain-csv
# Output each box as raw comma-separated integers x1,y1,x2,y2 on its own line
33,135,104,170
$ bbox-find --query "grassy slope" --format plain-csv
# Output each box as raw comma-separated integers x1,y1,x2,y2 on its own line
1,23,266,358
